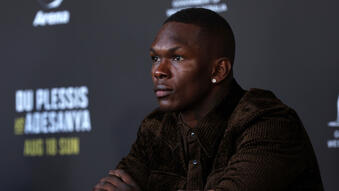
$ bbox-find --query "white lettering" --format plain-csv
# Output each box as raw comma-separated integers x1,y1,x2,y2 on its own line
50,88,58,110
36,89,44,111
328,139,339,148
328,95,339,127
24,110,92,134
172,0,210,8
33,10,70,27
79,86,89,108
15,90,34,112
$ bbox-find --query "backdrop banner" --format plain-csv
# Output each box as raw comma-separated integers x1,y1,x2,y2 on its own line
1,0,338,190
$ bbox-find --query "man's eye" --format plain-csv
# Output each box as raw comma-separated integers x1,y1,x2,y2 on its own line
151,56,160,63
173,56,184,62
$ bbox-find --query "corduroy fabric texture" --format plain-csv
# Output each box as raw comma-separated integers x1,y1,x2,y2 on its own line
116,81,324,191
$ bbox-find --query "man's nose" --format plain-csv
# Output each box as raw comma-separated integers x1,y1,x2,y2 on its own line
153,60,170,80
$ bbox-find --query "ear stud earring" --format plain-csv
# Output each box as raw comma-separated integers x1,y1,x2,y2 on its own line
212,78,217,83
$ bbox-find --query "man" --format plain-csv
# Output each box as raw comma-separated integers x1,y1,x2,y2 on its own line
93,8,323,191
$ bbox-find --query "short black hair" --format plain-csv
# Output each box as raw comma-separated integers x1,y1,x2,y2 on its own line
164,8,235,64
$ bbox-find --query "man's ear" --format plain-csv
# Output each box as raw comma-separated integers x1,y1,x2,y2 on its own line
211,57,232,83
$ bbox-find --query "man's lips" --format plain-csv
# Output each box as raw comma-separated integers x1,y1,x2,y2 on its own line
155,90,172,98
154,85,173,98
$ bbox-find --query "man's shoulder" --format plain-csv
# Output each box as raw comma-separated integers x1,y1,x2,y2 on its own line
229,87,301,128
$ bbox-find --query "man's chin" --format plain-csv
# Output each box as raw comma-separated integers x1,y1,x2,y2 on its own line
158,105,176,112
158,102,181,112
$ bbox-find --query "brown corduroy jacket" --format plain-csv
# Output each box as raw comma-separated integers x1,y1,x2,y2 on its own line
117,83,324,191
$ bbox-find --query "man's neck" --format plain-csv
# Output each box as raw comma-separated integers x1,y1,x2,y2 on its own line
180,79,233,128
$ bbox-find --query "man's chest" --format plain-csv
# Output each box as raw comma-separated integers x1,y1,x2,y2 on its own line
145,132,236,191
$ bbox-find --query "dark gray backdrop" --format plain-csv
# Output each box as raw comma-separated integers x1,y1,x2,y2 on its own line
0,0,338,190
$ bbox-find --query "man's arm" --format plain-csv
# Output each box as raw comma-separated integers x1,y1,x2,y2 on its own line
93,121,152,191
115,124,151,190
207,118,318,191
93,169,141,191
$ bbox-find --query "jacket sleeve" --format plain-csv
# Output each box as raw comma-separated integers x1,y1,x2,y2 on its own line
116,121,152,191
208,118,315,191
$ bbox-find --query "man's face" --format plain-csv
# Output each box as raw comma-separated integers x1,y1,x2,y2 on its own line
150,22,213,111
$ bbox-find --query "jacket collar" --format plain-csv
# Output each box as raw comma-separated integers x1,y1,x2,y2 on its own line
194,80,245,157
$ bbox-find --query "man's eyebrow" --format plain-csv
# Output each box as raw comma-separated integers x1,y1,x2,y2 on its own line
149,48,156,53
150,46,183,54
